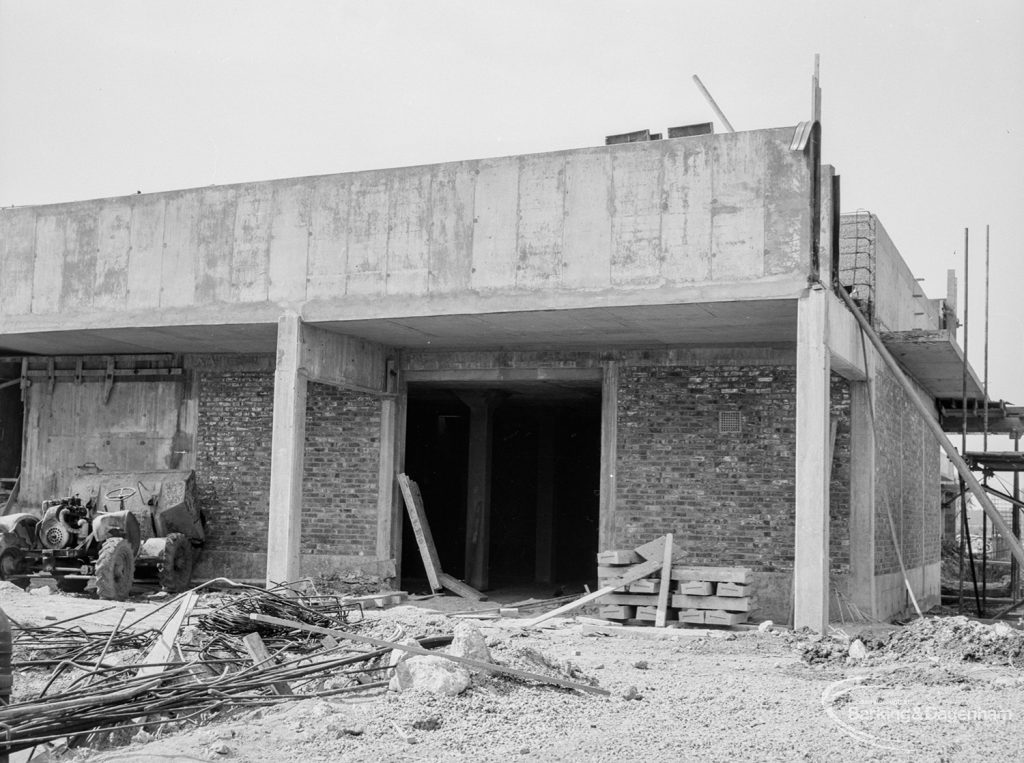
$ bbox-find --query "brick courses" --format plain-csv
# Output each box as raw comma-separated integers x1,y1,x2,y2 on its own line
194,368,381,569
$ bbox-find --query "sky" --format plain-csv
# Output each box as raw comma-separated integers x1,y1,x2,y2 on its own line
1,0,1022,445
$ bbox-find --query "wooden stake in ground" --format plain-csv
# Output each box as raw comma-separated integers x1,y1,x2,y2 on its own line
397,474,443,591
242,632,293,695
655,533,673,628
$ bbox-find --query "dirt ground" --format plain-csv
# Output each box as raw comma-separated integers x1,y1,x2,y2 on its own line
4,584,1024,763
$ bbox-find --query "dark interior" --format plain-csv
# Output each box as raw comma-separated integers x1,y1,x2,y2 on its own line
401,382,601,594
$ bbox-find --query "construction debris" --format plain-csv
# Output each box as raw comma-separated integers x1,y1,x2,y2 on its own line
0,580,609,757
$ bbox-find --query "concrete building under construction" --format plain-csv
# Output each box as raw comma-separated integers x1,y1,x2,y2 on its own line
0,120,985,630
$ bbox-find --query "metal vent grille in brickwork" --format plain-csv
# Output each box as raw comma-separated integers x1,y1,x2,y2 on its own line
719,411,742,434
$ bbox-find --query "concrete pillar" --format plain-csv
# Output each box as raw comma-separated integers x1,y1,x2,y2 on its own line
794,287,831,631
460,392,495,590
848,378,877,618
266,312,307,586
376,362,407,579
598,361,618,551
535,411,556,584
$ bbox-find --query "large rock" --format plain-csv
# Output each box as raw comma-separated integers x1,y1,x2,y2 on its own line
392,656,471,696
447,622,492,664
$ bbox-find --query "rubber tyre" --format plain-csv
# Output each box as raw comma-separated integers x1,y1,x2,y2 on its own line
95,537,135,600
158,532,193,593
0,540,22,581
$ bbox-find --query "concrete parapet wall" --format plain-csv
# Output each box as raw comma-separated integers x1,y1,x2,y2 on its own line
1,127,813,334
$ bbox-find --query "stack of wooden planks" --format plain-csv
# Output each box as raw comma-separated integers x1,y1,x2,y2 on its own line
597,548,751,627
671,567,752,625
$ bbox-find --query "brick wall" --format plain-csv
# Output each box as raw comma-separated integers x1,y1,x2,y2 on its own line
614,363,851,575
615,364,798,570
301,383,381,556
195,370,274,554
873,366,940,575
194,367,381,570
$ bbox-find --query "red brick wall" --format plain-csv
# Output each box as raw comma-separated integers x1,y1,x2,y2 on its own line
194,369,381,567
614,363,852,575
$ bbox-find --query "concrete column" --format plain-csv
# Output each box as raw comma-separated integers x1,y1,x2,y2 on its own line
848,378,877,618
460,392,495,591
376,362,406,579
794,287,831,631
266,312,307,586
598,361,618,551
535,411,556,584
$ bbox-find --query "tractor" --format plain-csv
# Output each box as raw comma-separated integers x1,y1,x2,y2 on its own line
0,470,204,600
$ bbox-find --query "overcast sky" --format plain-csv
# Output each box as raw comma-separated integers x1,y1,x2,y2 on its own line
1,0,1021,443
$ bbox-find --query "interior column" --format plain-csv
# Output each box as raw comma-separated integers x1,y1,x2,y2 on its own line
794,287,831,631
266,311,307,586
535,410,556,584
460,392,495,591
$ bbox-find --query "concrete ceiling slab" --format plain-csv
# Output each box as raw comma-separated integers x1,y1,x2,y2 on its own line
0,299,798,356
881,330,985,401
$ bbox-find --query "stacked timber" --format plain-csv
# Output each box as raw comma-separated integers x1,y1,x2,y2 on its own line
595,549,669,623
671,568,752,625
596,550,752,626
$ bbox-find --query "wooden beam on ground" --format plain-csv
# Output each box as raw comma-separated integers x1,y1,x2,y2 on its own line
397,474,442,591
242,632,293,695
249,613,609,696
136,591,198,679
437,572,486,601
522,536,667,628
655,533,673,627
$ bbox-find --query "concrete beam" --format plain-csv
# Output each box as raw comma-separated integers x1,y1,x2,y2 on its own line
266,312,308,585
300,322,388,394
826,291,868,380
794,286,831,631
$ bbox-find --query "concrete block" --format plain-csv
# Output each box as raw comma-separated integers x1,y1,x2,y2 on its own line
597,550,642,565
670,566,751,584
600,605,635,621
678,609,706,624
716,582,751,597
704,610,748,626
676,580,714,595
627,578,662,594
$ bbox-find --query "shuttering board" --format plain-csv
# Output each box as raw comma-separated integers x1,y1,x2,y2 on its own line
600,593,669,607
396,474,443,591
671,594,751,612
670,567,751,584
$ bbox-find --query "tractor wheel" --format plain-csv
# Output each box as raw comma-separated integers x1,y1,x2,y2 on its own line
0,539,23,581
95,537,135,601
158,533,193,593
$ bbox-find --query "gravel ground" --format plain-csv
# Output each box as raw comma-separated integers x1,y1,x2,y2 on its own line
6,588,1024,762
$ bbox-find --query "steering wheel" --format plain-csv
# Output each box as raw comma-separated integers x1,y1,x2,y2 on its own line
105,486,137,502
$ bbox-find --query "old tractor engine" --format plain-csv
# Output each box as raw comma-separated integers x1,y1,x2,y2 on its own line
0,470,204,600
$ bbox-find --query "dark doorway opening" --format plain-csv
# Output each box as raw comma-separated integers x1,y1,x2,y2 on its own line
0,366,23,507
401,384,600,595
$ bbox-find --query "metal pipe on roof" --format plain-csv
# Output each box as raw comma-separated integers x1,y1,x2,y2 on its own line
691,75,735,133
959,229,969,611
